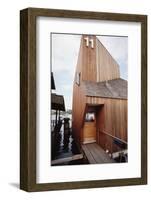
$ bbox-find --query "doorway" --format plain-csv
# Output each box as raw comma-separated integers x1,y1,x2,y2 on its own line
83,111,96,144
82,104,104,144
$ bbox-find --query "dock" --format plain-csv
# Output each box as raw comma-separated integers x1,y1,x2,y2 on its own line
82,143,115,164
51,154,83,165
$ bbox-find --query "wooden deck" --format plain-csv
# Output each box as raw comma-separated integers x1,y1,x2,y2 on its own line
82,143,115,164
51,154,83,165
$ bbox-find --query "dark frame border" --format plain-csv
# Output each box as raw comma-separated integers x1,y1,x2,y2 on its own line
20,7,147,192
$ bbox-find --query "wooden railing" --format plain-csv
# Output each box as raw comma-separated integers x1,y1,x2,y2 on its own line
101,130,127,145
97,130,127,153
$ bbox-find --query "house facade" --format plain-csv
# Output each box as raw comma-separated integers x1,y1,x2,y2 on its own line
72,35,127,155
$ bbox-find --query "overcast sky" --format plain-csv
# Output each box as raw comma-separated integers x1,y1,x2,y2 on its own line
51,34,128,110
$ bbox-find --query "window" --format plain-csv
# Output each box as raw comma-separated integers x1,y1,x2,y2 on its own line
76,72,80,85
85,112,95,122
84,37,94,48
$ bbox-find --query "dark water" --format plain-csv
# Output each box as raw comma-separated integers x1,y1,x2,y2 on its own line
51,130,79,159
51,126,88,166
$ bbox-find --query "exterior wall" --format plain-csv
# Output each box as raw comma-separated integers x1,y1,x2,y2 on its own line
81,35,97,82
96,39,120,82
72,35,97,145
87,96,127,153
74,35,120,83
72,83,86,145
72,36,87,145
72,35,127,151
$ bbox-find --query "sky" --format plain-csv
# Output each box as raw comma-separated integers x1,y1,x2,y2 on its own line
51,34,128,110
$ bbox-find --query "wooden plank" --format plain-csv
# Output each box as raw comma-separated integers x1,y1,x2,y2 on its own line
102,130,127,144
88,143,114,163
82,143,115,164
82,144,96,164
51,154,83,165
92,143,115,163
88,143,104,163
83,121,96,142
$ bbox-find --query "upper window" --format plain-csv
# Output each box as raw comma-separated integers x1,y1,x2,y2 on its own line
76,72,80,85
84,37,94,48
85,112,95,122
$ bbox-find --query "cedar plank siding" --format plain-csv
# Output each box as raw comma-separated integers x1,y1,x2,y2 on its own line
72,83,86,145
86,96,127,153
82,36,96,82
96,39,120,82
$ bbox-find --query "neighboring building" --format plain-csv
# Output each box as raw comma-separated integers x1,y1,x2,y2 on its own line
51,72,65,128
51,72,66,161
72,35,127,155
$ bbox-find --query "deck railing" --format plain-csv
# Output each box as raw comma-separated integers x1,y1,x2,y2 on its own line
102,130,127,144
97,130,127,154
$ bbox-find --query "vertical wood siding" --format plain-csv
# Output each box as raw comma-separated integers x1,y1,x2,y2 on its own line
81,35,97,82
96,38,120,82
72,84,86,145
74,35,120,83
72,35,97,144
87,96,127,153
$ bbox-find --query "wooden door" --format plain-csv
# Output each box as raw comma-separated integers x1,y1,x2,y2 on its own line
83,111,96,144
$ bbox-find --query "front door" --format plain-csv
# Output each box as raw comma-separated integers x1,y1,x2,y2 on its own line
83,110,96,144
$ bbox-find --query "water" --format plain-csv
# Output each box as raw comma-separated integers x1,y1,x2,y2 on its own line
51,129,79,160
51,114,88,166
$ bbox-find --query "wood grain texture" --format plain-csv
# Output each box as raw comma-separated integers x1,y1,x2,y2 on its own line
82,35,97,82
74,36,120,83
20,8,36,191
141,17,147,184
82,143,115,164
20,9,29,191
26,7,147,22
96,38,120,82
72,81,86,145
20,7,147,191
86,97,127,153
83,122,96,143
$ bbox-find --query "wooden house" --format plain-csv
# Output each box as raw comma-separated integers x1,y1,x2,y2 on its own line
72,35,127,156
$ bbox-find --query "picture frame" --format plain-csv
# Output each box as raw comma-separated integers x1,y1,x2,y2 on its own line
20,7,147,192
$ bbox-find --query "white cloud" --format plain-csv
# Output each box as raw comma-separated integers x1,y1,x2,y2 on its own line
52,34,81,77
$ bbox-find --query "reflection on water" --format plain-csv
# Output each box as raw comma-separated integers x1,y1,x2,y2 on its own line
51,129,79,160
51,115,88,166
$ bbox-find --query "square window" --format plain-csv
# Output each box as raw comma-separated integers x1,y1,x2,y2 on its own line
76,72,80,85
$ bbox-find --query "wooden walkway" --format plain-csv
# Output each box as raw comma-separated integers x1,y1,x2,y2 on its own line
82,143,115,164
51,154,83,165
